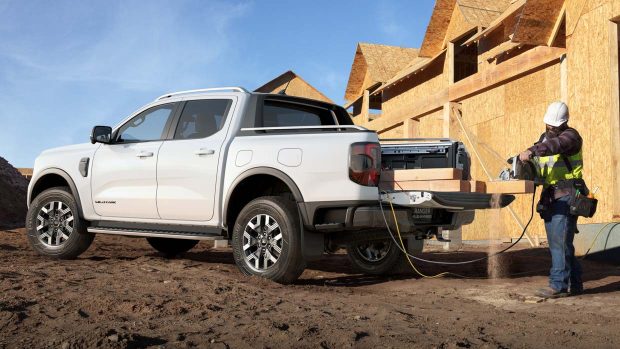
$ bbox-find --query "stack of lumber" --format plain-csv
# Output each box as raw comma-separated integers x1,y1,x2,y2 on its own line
379,168,534,194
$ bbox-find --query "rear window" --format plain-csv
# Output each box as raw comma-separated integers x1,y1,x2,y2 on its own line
261,100,336,127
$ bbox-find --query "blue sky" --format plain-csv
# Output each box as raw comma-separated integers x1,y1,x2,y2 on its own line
0,0,434,167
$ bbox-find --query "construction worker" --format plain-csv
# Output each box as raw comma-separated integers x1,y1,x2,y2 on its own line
519,101,584,299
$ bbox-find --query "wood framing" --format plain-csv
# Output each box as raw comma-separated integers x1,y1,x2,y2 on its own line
345,0,620,239
361,46,565,133
609,20,620,218
255,70,332,103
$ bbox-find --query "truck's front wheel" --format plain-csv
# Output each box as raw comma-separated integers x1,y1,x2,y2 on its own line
232,196,305,284
25,187,94,259
347,238,423,275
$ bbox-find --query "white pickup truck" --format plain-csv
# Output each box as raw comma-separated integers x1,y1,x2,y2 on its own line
26,87,514,283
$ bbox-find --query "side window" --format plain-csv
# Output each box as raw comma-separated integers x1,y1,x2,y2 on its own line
117,104,175,143
174,99,233,140
261,100,336,127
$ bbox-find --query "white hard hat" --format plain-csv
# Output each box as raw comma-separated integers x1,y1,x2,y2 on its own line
543,101,569,127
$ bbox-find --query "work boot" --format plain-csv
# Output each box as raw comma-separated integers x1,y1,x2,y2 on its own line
569,287,584,296
535,287,569,299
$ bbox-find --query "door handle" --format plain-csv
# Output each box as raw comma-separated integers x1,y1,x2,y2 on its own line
136,151,154,158
194,148,215,156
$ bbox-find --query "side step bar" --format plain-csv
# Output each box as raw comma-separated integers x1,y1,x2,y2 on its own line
87,227,222,241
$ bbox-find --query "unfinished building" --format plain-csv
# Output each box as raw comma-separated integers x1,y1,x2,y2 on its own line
345,0,620,243
255,70,333,103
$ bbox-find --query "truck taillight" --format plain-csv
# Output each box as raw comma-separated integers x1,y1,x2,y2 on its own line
349,142,381,187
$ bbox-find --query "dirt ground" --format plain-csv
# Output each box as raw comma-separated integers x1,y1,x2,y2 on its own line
1,229,619,349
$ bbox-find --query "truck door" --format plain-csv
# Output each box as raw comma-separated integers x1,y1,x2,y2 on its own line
156,97,235,221
91,103,177,219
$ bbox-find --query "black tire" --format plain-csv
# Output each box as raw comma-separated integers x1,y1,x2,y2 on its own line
347,237,423,275
146,238,199,257
25,187,94,259
232,196,305,284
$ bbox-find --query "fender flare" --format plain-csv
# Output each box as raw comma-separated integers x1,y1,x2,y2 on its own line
223,167,309,226
29,168,85,218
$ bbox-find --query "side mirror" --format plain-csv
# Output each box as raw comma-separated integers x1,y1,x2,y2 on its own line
91,126,113,144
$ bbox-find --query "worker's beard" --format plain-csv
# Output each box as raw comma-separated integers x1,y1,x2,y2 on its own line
545,123,568,139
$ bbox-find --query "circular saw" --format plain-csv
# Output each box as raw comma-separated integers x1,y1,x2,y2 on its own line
498,156,539,182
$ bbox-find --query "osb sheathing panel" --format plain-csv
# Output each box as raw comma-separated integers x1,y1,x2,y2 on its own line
417,110,445,138
287,79,333,103
566,0,587,36
444,5,477,44
512,0,566,45
345,44,420,100
420,0,458,57
567,2,614,222
378,123,405,139
345,47,368,101
459,0,512,27
456,63,562,240
381,57,447,118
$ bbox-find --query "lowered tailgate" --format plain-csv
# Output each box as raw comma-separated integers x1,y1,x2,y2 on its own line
381,191,515,211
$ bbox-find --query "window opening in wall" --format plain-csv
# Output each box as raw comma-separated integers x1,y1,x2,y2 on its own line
453,31,478,83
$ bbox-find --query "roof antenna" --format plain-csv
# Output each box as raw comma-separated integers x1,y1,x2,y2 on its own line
278,79,292,95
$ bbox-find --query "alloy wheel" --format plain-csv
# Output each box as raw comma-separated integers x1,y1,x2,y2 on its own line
242,214,283,271
35,201,74,247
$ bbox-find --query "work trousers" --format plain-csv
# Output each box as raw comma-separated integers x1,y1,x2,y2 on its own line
543,195,583,291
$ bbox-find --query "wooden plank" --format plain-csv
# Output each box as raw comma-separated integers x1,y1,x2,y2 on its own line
379,180,471,192
486,180,535,194
380,168,463,182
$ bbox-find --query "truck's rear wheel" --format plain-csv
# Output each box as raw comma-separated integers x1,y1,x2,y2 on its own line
232,196,305,284
347,238,423,275
25,187,94,259
146,238,199,257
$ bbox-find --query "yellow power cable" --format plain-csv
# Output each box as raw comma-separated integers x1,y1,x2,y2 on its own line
580,222,620,259
386,196,454,279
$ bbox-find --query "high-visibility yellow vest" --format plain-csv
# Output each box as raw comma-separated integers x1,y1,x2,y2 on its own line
536,149,583,187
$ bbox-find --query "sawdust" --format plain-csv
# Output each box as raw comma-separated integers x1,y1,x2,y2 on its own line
487,194,509,278
0,156,28,229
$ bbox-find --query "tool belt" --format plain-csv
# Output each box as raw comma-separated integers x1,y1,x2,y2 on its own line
536,178,597,218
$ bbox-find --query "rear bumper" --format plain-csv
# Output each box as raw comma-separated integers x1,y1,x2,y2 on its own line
300,191,514,233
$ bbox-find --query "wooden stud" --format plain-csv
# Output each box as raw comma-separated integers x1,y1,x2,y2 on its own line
609,20,620,217
560,53,568,103
403,117,419,138
447,41,455,85
361,89,370,123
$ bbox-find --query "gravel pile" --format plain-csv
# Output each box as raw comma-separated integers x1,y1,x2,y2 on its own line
0,156,28,229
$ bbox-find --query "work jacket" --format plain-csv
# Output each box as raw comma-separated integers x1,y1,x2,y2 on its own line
529,127,584,188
